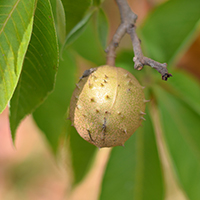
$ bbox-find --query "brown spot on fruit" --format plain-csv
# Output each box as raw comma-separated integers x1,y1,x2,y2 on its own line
69,65,146,148
90,98,95,102
105,95,110,99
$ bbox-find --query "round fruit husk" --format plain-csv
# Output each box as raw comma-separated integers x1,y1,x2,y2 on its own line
69,65,146,148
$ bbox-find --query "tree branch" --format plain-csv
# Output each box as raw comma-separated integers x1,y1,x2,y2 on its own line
106,0,172,81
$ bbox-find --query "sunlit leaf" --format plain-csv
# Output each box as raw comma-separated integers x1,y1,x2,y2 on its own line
9,0,58,141
0,0,36,113
100,108,164,200
96,8,109,50
140,0,200,64
154,86,200,200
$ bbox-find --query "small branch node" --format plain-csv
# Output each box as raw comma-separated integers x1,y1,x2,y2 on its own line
105,0,171,80
114,42,119,47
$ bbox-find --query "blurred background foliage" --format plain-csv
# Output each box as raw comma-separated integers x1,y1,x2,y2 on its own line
0,0,200,199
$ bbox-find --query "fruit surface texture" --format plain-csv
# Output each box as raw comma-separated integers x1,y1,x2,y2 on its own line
69,65,146,148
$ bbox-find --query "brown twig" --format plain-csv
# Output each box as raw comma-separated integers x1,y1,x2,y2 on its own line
106,0,172,81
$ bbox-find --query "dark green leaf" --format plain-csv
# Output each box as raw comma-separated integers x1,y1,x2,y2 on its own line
116,50,134,69
96,8,109,49
167,70,200,116
71,21,106,66
69,126,97,185
49,0,56,20
115,50,145,81
93,0,101,6
100,108,164,200
56,0,66,44
154,86,200,200
61,0,91,35
62,8,96,49
33,50,76,152
140,0,200,64
0,0,36,113
9,0,58,140
93,0,105,6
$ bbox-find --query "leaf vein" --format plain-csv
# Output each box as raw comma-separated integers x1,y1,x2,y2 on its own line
0,0,21,35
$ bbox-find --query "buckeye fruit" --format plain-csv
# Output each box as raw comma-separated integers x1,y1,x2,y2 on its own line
69,65,146,148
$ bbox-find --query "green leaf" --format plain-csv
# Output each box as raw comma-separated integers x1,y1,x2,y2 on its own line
96,8,109,50
140,0,200,64
71,20,106,66
115,50,144,81
9,0,58,141
93,0,102,6
33,50,76,152
49,0,56,20
61,0,92,35
69,126,97,185
56,0,66,44
62,8,96,49
100,108,164,200
166,70,200,116
154,86,200,200
0,0,36,113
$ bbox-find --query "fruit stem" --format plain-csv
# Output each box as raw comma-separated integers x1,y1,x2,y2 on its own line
105,0,172,81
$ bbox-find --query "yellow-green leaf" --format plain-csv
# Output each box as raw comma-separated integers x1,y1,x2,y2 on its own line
0,0,36,113
9,0,58,141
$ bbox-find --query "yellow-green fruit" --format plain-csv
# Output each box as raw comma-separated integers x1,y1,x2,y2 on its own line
69,65,146,148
